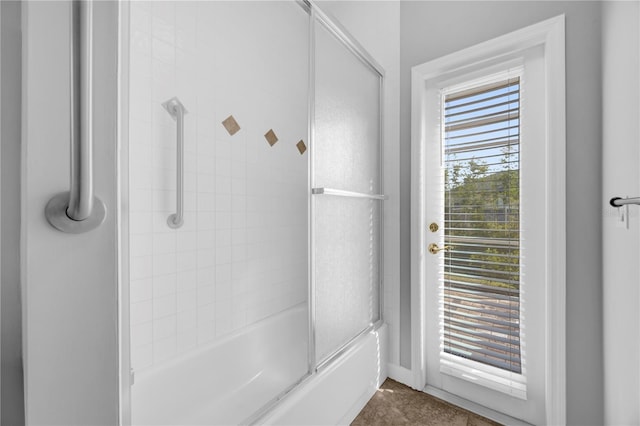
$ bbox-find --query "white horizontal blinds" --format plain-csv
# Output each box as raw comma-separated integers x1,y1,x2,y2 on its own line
442,77,522,374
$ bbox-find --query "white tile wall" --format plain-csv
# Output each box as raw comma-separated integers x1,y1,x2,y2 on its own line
128,1,309,371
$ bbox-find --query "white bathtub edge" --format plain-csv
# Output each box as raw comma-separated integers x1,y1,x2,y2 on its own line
257,324,388,426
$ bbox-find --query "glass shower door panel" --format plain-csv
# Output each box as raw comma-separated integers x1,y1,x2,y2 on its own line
314,196,381,363
313,19,383,363
313,22,381,195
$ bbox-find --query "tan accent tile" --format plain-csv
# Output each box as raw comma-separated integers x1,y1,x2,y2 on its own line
296,140,307,155
222,115,240,136
264,129,278,146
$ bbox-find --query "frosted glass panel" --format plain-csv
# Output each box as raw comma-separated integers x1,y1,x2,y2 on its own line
314,21,381,194
314,196,381,362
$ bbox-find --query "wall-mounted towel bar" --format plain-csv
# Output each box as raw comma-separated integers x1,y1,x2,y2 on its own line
610,197,640,207
45,0,106,234
312,187,388,201
163,97,188,229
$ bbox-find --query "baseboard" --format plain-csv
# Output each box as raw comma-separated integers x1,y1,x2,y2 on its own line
423,385,533,426
386,363,414,388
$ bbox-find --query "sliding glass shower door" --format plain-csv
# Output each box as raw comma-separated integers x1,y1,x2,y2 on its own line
311,12,384,366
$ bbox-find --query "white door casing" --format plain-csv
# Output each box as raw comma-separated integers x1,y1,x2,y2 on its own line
411,15,566,426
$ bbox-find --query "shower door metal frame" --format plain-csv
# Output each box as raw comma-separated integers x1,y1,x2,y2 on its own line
117,1,386,425
305,0,386,373
117,1,131,425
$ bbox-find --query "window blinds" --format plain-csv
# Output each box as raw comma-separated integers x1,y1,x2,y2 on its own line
442,77,522,375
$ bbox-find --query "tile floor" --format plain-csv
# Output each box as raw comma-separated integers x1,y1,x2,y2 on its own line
351,379,502,426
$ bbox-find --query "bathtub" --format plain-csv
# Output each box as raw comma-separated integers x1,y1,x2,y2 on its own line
130,304,387,425
131,305,309,425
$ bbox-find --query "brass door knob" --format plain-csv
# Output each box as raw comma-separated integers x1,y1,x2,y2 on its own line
428,243,452,254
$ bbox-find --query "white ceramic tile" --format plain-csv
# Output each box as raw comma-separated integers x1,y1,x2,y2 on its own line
153,232,176,255
231,211,246,229
130,234,153,257
215,211,232,230
196,249,215,269
215,249,232,265
216,228,232,247
184,190,197,212
131,255,153,281
196,174,215,193
215,264,231,284
215,194,231,212
184,173,198,193
231,245,246,263
176,231,197,252
131,300,153,326
153,294,176,319
196,230,215,250
197,193,216,212
130,278,153,303
153,315,177,341
152,13,174,46
196,267,215,288
215,281,232,303
176,251,197,272
153,253,176,276
197,303,215,325
177,289,197,313
130,189,152,212
177,309,197,332
177,269,197,293
196,211,216,231
131,321,153,347
197,285,215,306
153,273,176,298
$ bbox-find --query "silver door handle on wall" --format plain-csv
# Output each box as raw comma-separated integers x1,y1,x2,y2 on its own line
162,97,188,229
45,0,106,234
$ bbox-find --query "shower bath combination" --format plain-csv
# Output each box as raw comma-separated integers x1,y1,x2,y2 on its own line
117,1,386,424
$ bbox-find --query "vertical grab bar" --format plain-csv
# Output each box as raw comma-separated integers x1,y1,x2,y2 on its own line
162,97,188,229
45,0,106,234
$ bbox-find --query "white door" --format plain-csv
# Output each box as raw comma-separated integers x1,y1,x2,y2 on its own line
412,17,566,424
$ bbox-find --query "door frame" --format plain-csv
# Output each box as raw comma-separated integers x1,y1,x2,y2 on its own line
410,15,566,425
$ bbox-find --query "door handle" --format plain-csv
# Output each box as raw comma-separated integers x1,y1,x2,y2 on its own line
428,243,452,254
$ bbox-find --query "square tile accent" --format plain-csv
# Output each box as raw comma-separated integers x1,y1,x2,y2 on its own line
296,140,307,155
264,129,278,146
222,115,241,136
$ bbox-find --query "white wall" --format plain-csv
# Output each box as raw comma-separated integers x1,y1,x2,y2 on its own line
602,2,640,424
400,2,604,424
22,1,119,423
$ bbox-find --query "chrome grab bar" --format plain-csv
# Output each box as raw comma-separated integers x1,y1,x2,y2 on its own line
162,97,188,229
45,0,106,234
311,187,388,200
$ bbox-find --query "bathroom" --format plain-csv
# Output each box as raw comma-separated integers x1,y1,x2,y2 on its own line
1,1,639,425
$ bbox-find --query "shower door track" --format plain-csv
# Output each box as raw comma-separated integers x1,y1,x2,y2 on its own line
244,320,384,426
